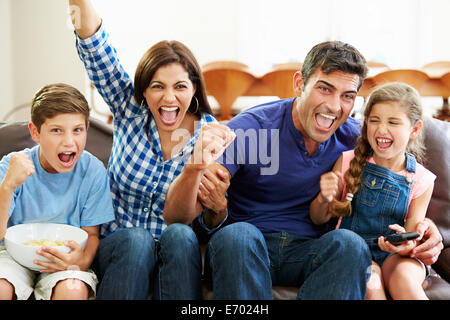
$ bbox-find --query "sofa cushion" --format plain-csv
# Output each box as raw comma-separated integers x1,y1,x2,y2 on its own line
423,117,450,247
0,118,113,168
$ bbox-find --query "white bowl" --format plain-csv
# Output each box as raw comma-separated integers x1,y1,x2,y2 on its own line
4,223,88,271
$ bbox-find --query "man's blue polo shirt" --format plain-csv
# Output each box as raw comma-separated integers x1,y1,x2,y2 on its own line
217,98,361,237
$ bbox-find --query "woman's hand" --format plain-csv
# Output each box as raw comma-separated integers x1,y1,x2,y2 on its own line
189,124,235,170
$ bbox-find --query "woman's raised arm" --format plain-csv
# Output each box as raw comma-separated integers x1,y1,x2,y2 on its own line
69,0,102,39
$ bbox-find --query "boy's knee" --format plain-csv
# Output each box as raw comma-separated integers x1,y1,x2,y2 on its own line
0,279,15,300
52,279,89,300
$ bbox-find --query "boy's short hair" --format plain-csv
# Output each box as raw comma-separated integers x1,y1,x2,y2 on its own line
31,83,90,132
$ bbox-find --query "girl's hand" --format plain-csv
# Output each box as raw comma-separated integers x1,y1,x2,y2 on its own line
378,224,418,256
34,240,85,273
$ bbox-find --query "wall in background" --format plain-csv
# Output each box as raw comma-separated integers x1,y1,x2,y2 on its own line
2,0,449,121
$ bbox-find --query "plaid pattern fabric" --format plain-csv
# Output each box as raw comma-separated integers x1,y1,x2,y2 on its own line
76,25,215,239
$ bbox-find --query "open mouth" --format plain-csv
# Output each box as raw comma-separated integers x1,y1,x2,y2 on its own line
315,113,336,130
159,106,180,126
58,151,76,168
376,137,393,150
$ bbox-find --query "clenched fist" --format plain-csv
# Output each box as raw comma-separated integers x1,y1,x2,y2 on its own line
190,123,235,170
3,153,35,190
319,171,342,203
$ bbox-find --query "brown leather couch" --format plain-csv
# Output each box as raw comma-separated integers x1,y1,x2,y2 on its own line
1,116,449,299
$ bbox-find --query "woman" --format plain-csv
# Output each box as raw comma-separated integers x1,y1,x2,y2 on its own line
69,0,232,299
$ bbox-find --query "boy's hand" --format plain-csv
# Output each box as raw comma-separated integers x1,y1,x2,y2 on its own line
3,154,35,190
34,240,85,273
318,171,342,203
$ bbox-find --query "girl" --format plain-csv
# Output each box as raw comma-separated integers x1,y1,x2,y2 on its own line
310,82,436,299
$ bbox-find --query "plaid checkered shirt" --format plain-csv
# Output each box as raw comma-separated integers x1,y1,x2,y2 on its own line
75,24,216,239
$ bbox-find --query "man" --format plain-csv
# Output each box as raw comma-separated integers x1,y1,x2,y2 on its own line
164,41,443,299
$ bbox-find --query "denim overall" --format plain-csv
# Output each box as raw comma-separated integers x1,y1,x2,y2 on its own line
340,153,416,266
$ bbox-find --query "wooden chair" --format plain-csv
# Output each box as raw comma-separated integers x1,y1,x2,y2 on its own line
261,62,303,99
372,69,430,91
366,61,390,78
422,61,450,78
202,61,256,120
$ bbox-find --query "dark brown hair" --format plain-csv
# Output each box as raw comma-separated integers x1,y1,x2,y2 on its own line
134,40,212,117
31,83,90,132
301,41,368,90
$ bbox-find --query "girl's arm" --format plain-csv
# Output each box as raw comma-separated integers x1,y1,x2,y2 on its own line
310,155,343,225
379,184,434,255
404,184,434,233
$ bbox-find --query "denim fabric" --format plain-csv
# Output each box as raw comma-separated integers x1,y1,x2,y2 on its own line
94,225,202,300
94,228,157,299
154,223,202,300
206,223,370,300
206,222,273,299
264,229,371,299
340,153,416,266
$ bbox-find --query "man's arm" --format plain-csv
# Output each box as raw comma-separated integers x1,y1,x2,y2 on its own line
68,0,102,39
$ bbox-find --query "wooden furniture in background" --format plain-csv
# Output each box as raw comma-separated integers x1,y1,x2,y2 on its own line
260,62,302,99
201,60,450,122
202,61,255,120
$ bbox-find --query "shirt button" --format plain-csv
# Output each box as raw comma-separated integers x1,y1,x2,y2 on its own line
144,208,149,212
152,182,158,187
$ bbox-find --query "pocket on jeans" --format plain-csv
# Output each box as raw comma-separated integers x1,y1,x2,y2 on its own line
359,174,384,207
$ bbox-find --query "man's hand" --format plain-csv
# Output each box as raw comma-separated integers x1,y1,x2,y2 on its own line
198,167,230,228
410,218,443,265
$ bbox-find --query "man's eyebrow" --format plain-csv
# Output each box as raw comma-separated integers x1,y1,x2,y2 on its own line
317,80,358,95
317,80,336,89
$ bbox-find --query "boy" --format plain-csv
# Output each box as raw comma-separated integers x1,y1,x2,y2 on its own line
0,83,114,300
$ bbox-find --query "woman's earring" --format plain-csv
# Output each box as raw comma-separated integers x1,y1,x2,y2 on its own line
191,96,199,114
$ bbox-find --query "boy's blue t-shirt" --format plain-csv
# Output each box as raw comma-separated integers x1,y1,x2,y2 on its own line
0,145,115,228
218,98,361,237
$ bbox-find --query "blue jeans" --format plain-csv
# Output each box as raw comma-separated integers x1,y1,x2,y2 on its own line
94,224,202,299
264,229,371,299
207,223,371,300
206,222,273,299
